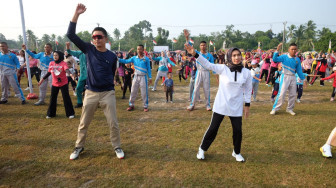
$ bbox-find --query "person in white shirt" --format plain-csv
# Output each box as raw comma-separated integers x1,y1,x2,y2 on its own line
184,44,252,162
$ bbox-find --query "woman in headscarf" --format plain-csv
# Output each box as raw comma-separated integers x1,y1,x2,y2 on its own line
39,51,75,119
184,44,252,162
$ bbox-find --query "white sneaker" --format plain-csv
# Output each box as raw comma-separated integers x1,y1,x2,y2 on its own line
73,91,77,96
196,147,205,160
70,147,84,160
331,97,334,102
232,150,245,162
14,94,20,98
69,115,75,119
286,109,296,116
270,110,276,115
24,87,30,91
160,83,164,86
152,88,156,91
320,144,332,158
115,148,125,159
296,99,301,103
46,116,51,119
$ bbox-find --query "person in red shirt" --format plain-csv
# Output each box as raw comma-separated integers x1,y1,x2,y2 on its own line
310,53,328,86
321,67,336,101
38,51,75,119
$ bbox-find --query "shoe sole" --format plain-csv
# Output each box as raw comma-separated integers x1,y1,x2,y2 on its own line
232,153,245,162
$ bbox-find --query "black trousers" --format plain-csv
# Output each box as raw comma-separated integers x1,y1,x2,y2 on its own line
267,67,278,85
67,76,77,90
303,69,311,82
260,69,269,82
47,84,75,117
200,112,242,154
166,86,173,101
332,87,336,98
310,71,325,85
27,67,40,86
123,78,132,97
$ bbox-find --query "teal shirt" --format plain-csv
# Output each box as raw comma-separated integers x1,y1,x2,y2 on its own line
67,49,87,79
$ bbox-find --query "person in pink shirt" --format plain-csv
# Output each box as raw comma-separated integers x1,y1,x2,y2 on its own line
301,53,314,82
38,51,75,119
266,52,279,85
24,51,41,90
259,53,271,83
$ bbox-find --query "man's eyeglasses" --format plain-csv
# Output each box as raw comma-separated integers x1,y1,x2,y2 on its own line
92,35,104,40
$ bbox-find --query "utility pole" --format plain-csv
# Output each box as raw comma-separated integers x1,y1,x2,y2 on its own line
282,21,287,53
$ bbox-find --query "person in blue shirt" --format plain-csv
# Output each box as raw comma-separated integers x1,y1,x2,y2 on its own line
163,72,174,103
22,43,53,106
67,3,124,160
118,45,152,112
187,41,215,111
270,43,306,116
0,42,26,104
151,51,176,91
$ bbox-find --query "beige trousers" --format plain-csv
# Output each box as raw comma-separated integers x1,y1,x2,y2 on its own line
75,90,121,149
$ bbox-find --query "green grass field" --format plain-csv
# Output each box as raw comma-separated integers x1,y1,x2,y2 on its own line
1,67,335,187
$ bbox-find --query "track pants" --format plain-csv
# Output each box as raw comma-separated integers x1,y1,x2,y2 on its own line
272,74,296,111
153,70,167,90
190,70,211,108
129,74,149,108
38,69,52,102
0,73,25,101
76,77,86,105
200,112,242,154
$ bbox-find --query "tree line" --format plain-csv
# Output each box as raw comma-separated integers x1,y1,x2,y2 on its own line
1,20,335,53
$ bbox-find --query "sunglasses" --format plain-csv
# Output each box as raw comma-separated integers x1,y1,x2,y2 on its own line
92,35,104,40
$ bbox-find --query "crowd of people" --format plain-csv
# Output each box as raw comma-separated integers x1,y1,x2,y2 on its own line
1,3,335,161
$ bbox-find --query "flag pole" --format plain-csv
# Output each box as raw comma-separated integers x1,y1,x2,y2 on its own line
19,0,37,99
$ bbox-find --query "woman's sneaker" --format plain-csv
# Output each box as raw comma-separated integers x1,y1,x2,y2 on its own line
320,144,332,158
232,150,245,162
70,147,84,160
115,148,125,159
196,147,205,160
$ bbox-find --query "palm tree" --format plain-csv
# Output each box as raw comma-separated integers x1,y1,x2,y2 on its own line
113,28,120,41
293,24,306,48
305,20,316,40
287,24,296,41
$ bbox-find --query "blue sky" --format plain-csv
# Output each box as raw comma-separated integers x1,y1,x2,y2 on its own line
2,0,336,40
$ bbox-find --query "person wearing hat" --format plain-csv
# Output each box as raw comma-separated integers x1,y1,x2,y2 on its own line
184,43,252,162
251,60,262,102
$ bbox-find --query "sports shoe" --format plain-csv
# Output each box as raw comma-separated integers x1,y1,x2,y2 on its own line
286,109,296,116
232,150,245,162
271,98,275,102
270,110,276,115
70,147,84,160
296,99,301,103
73,91,77,96
24,87,30,91
74,103,83,108
126,106,134,111
46,116,52,119
21,100,27,105
206,107,212,111
0,100,8,104
320,144,332,158
115,148,125,159
144,108,149,112
152,88,156,91
170,101,173,103
34,100,45,106
331,97,334,102
69,115,75,119
187,106,194,111
14,94,20,98
196,147,205,160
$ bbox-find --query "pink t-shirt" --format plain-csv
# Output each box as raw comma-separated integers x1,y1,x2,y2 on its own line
48,61,69,87
29,59,38,68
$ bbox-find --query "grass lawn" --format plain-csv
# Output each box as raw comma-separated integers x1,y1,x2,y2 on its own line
0,66,335,187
